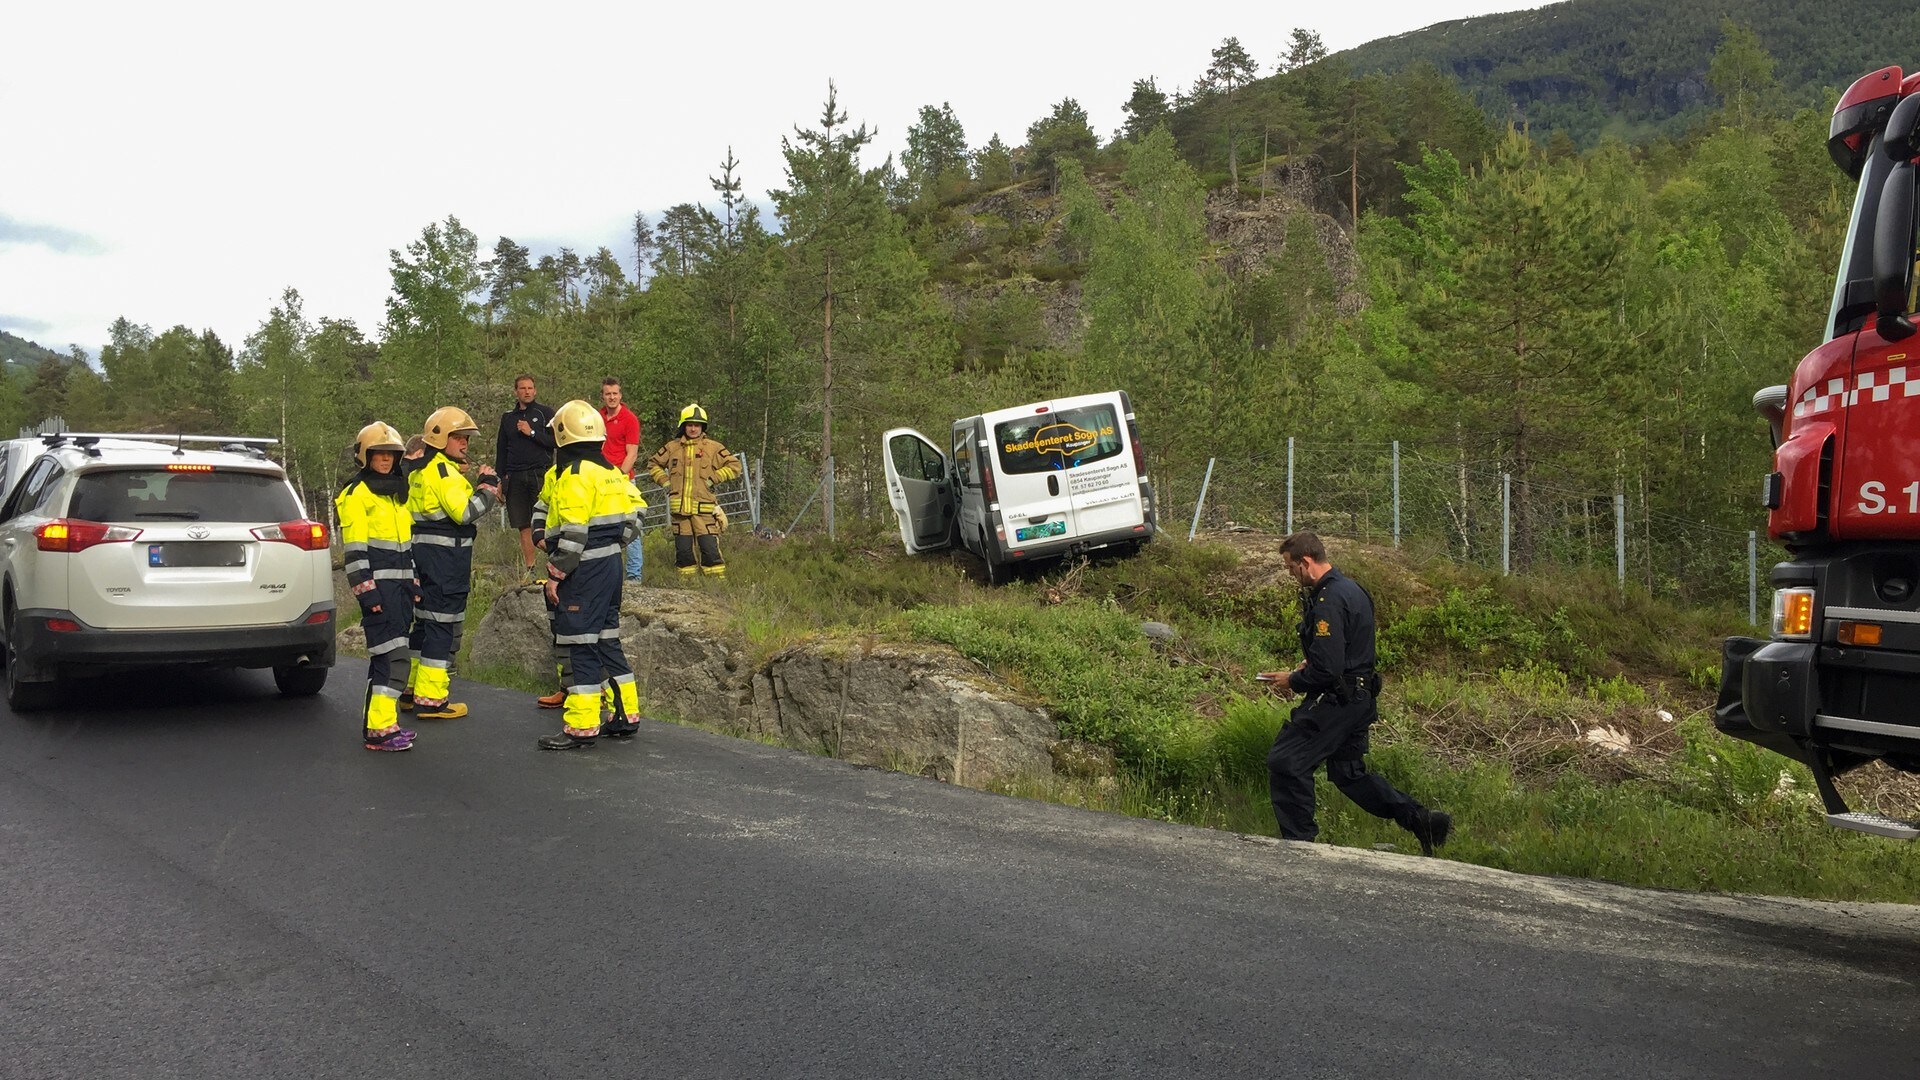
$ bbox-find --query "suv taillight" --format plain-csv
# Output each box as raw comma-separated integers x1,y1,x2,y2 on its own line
252,520,329,551
36,519,144,553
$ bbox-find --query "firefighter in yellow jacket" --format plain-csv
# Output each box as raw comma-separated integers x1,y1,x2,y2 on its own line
404,406,499,720
538,399,645,750
646,403,739,576
337,423,417,751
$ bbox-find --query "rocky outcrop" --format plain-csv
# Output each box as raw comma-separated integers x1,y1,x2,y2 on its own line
467,585,1063,785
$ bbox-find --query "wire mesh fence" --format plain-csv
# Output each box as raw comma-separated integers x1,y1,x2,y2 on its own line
1181,439,1778,622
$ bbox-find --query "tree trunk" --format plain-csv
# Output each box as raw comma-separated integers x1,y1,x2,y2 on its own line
822,250,836,540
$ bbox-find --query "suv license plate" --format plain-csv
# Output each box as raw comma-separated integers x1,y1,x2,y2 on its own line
150,542,246,568
1015,520,1067,542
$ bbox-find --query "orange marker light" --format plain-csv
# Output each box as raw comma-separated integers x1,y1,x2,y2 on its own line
1837,621,1883,646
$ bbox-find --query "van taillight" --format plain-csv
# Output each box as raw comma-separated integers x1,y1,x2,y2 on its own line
1126,416,1146,473
36,519,143,552
982,463,998,503
253,520,330,551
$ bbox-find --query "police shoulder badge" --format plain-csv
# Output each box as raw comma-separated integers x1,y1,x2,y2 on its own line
1315,619,1331,637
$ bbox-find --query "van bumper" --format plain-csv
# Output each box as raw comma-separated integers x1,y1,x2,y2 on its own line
1002,521,1154,564
12,603,336,681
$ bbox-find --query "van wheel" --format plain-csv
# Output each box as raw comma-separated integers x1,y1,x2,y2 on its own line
273,665,328,697
983,551,1008,586
4,608,58,713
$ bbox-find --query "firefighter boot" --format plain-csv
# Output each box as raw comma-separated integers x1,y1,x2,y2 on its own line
537,731,597,751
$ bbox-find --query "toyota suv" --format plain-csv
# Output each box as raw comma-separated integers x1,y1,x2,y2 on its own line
0,433,335,711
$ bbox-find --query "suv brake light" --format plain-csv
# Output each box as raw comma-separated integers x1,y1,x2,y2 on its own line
252,520,329,551
36,519,144,553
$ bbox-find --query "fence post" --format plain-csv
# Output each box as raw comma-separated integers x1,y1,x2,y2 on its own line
1189,457,1216,541
1391,440,1401,548
740,457,761,529
1501,472,1511,575
1748,530,1758,625
1286,437,1295,534
1615,492,1627,590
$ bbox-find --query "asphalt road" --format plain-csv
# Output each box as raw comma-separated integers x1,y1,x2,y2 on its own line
2,668,1917,1080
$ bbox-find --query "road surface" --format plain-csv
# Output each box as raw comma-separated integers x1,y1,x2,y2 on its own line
2,668,1916,1078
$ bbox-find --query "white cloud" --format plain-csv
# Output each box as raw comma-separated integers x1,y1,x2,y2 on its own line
0,0,1535,352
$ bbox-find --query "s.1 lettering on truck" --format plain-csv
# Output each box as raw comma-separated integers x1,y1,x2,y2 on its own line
1718,66,1920,839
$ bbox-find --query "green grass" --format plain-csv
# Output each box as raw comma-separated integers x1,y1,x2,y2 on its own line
448,522,1920,902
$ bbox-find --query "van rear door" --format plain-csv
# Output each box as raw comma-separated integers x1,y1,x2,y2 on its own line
988,396,1140,551
882,428,955,553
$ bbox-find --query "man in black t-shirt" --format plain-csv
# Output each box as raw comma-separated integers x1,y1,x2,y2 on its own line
496,374,557,578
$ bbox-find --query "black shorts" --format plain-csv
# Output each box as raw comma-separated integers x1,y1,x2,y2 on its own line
504,469,542,528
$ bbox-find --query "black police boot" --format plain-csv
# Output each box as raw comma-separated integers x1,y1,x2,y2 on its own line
537,731,596,751
1410,809,1453,856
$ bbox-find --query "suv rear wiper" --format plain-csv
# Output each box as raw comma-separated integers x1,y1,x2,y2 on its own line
132,511,201,519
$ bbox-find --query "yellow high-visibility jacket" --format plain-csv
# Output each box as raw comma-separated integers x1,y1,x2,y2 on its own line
542,457,644,578
409,451,496,541
335,479,412,592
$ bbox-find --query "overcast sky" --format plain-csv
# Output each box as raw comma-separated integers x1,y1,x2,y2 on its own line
1,0,1536,357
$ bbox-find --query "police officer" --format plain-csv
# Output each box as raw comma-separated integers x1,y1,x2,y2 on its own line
1259,531,1452,854
537,399,645,750
646,403,739,577
337,422,417,752
404,406,499,720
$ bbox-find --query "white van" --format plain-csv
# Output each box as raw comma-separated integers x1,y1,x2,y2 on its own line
882,390,1156,582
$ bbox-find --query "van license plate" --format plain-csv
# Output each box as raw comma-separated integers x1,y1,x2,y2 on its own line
150,542,246,568
1016,520,1066,542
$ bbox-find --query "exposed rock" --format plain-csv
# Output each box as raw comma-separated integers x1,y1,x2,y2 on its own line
1141,621,1177,642
337,624,366,658
465,586,1058,785
1049,739,1117,779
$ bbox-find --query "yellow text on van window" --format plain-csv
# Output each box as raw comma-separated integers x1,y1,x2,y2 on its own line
1004,423,1114,457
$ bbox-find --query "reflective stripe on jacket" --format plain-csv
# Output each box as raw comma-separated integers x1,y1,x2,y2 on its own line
646,435,739,516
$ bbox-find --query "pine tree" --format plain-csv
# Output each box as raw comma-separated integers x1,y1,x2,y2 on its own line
1121,78,1170,142
1025,99,1098,193
1206,37,1260,183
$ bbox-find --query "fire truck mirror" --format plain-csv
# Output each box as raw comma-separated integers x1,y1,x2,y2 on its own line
1885,93,1920,161
1871,162,1919,341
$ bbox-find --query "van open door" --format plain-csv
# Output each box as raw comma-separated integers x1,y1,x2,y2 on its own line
883,428,955,553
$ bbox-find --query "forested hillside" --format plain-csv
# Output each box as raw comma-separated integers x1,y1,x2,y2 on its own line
1336,0,1920,143
1,16,1848,607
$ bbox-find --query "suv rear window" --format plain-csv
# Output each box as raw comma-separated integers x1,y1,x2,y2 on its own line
994,405,1124,475
68,469,299,523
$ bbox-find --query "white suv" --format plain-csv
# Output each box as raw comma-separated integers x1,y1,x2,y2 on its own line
0,434,335,711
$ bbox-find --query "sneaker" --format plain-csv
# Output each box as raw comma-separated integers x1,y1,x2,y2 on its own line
415,701,469,720
1411,809,1453,856
538,731,596,751
365,729,415,752
397,692,415,712
536,691,566,709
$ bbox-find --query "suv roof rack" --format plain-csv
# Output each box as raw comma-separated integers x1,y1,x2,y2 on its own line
39,432,279,459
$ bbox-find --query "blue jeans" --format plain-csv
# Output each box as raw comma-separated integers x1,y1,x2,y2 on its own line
625,534,644,580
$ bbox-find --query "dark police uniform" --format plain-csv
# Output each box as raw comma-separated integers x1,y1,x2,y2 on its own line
1266,566,1429,842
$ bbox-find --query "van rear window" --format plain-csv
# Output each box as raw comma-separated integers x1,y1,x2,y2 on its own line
68,469,298,522
994,405,1124,475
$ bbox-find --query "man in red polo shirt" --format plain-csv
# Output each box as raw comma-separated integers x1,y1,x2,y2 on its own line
599,376,644,580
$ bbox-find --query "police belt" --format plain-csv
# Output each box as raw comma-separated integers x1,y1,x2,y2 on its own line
1309,672,1380,704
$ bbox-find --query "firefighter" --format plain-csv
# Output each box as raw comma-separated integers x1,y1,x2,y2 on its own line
337,422,417,752
646,403,740,576
404,406,499,720
538,399,645,750
1258,531,1452,854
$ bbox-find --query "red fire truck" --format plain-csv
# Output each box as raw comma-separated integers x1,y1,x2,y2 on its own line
1718,67,1920,839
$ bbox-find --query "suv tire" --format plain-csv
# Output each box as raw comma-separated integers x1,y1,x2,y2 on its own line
4,608,59,713
273,664,328,697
